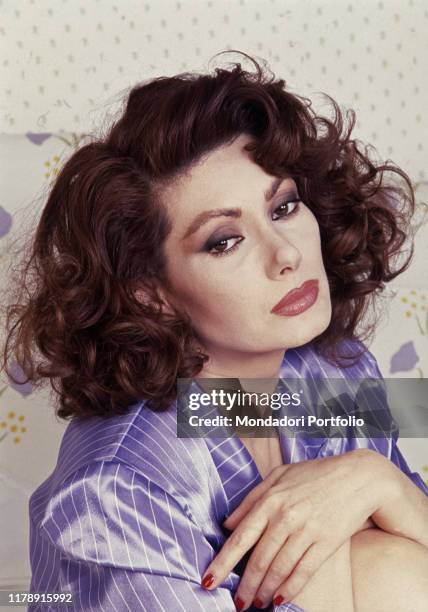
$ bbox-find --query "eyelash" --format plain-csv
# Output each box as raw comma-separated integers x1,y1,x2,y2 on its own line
205,199,301,258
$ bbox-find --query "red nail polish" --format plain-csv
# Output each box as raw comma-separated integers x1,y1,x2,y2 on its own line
253,597,264,608
273,594,284,606
235,595,245,610
201,573,214,588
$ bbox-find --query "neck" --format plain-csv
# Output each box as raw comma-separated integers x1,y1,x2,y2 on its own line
195,346,286,395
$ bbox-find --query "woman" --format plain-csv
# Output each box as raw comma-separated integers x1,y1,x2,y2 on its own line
2,52,427,611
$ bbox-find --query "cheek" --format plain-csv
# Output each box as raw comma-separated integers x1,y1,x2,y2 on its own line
177,272,254,332
302,212,323,261
168,270,228,317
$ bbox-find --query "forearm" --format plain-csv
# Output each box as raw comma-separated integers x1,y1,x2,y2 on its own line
365,450,428,548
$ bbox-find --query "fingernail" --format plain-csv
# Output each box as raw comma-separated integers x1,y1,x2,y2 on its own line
201,573,214,588
253,597,264,608
273,594,284,606
235,595,245,610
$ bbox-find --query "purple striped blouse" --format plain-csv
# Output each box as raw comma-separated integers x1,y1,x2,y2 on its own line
28,339,428,611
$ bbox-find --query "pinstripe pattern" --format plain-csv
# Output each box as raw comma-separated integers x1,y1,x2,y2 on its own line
28,339,427,611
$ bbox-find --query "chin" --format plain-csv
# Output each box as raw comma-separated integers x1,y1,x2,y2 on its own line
286,330,321,349
282,314,331,349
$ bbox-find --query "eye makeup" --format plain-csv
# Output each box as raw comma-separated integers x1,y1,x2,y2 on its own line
203,193,302,258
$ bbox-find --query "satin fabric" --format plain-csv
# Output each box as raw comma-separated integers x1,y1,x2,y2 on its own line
28,339,428,611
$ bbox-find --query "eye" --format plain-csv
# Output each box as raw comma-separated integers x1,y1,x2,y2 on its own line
205,197,301,258
272,198,300,220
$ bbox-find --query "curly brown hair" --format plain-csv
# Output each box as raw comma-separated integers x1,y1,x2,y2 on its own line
0,51,415,420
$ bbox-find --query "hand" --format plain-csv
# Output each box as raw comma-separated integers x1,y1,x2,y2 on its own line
201,449,394,610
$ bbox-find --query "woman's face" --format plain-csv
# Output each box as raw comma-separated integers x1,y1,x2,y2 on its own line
158,133,332,376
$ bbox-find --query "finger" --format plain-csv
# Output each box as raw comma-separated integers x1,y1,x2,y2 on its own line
233,524,306,610
272,542,332,606
223,466,285,530
201,511,269,590
251,530,313,609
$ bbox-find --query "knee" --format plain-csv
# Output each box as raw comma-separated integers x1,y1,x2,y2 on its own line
350,529,428,612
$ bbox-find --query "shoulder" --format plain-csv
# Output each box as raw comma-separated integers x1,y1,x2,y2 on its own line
48,401,220,523
280,338,393,435
55,401,199,478
34,459,210,571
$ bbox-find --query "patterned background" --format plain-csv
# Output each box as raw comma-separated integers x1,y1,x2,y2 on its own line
0,0,427,590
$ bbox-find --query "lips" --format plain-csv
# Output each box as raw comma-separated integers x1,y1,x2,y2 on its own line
271,279,319,314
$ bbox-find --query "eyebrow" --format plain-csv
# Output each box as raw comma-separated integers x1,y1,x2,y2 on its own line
181,176,288,241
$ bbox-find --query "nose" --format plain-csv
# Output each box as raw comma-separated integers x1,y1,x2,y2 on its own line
265,231,302,277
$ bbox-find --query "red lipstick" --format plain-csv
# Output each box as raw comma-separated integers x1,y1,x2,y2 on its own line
271,279,319,316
